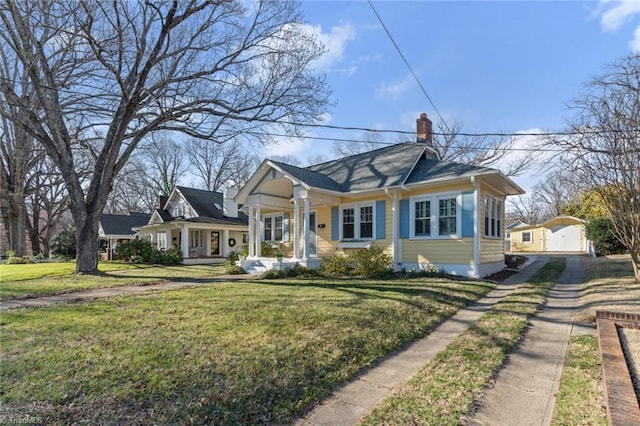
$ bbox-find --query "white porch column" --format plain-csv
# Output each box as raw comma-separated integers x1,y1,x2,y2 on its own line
391,192,399,267
222,229,230,256
151,231,157,244
248,205,255,257
255,205,262,257
165,229,172,250
205,231,212,257
181,225,189,259
293,198,300,259
302,197,310,259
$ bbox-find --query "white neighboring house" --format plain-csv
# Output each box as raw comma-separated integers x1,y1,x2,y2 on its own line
136,186,248,264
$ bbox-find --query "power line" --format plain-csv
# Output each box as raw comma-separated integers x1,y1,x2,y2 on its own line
367,0,450,132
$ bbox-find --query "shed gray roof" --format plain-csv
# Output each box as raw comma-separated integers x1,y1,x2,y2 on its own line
100,213,151,236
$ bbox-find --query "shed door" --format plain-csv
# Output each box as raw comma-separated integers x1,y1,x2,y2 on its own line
546,225,582,252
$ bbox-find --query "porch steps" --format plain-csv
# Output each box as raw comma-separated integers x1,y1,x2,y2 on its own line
241,259,269,275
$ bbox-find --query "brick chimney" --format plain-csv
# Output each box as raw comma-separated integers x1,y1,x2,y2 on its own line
416,113,433,145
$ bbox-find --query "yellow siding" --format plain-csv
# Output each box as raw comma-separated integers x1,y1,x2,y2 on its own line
510,227,544,252
402,238,474,265
480,238,504,264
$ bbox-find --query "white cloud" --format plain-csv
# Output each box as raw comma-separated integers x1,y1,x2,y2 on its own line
631,25,640,51
300,22,356,72
376,73,414,98
501,131,556,194
597,0,640,51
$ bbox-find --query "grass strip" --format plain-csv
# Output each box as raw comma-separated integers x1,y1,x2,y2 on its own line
0,263,225,299
551,335,607,425
361,258,566,426
0,276,493,424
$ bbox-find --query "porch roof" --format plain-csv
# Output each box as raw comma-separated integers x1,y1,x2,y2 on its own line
99,213,151,237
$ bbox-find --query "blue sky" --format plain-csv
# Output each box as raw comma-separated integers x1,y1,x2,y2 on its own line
260,0,640,193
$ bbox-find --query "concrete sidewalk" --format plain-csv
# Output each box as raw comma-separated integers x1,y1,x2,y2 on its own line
465,255,584,426
295,256,550,426
0,275,252,311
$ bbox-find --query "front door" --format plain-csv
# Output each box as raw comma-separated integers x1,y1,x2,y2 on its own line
211,231,220,256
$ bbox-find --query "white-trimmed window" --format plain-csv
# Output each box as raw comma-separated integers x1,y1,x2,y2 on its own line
341,203,374,240
438,198,457,236
415,200,431,237
157,233,167,249
189,230,203,248
484,196,502,238
263,213,284,242
522,231,532,244
410,193,461,238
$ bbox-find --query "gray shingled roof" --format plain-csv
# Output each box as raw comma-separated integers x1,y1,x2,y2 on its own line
404,157,496,184
162,186,248,225
270,160,342,192
100,213,151,236
306,143,429,192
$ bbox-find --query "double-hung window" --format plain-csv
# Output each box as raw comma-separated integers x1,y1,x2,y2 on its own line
522,231,532,243
438,198,457,236
484,196,502,238
263,214,284,242
341,204,374,240
415,200,431,237
410,193,461,238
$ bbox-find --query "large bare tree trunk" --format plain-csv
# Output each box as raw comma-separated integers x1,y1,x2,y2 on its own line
1,0,330,273
74,210,100,273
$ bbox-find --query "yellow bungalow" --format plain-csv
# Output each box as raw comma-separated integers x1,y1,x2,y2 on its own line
235,113,525,278
509,215,587,254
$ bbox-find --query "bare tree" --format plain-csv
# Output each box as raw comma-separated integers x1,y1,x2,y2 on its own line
506,195,545,225
0,0,329,272
549,54,640,280
106,157,157,214
0,35,43,256
269,154,303,166
225,153,260,189
185,138,245,192
434,120,532,177
24,158,69,256
532,170,583,217
139,134,187,196
332,131,387,157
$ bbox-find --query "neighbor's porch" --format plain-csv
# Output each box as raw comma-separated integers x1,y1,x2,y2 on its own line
147,224,246,265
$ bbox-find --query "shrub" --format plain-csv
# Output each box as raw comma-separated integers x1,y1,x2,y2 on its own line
115,239,153,262
260,242,277,257
161,246,183,265
320,255,354,277
225,265,245,275
6,256,31,264
351,244,392,278
586,218,627,255
52,224,77,258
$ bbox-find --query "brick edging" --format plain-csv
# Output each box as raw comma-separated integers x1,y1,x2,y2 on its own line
596,310,640,426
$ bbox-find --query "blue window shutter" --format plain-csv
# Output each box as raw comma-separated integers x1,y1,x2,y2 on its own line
399,199,410,239
461,193,474,237
283,212,290,242
331,207,339,241
376,200,386,239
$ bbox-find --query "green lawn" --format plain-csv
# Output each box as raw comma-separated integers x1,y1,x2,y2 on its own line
0,262,226,299
361,259,566,425
551,254,638,425
0,276,493,424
